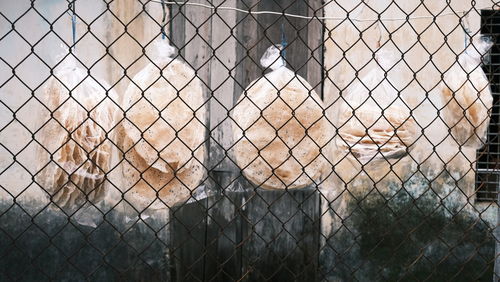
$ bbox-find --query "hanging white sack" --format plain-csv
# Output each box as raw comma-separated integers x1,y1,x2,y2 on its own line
36,52,117,210
440,36,493,148
118,40,206,209
232,45,330,189
336,51,418,163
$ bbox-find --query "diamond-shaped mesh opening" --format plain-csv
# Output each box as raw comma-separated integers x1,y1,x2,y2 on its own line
1,0,499,281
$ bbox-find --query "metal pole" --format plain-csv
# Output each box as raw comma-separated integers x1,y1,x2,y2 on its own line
495,190,500,281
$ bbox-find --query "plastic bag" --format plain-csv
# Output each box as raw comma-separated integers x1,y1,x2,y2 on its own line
440,36,493,148
118,40,206,209
232,45,330,189
36,50,117,211
336,51,418,163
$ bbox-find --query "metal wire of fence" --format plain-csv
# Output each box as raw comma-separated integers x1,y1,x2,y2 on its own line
0,0,499,281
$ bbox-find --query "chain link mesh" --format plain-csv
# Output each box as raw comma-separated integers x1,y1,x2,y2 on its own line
0,0,499,281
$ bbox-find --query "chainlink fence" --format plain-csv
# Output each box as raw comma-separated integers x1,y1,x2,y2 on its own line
1,0,500,281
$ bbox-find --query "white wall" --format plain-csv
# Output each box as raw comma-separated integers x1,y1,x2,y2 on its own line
0,0,164,206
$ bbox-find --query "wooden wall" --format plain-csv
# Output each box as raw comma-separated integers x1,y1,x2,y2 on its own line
168,0,325,280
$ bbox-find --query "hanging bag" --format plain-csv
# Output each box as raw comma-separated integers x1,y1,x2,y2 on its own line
336,50,418,163
118,40,206,209
37,51,117,211
232,45,330,189
440,36,493,148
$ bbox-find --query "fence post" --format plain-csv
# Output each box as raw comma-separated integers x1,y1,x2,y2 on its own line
495,192,500,281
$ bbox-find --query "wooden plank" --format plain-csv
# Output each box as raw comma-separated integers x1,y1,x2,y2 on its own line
169,3,186,56
242,187,320,281
230,1,261,279
169,2,212,281
233,0,261,98
208,0,238,171
306,1,324,97
204,172,245,282
182,0,212,194
170,200,208,282
182,0,212,83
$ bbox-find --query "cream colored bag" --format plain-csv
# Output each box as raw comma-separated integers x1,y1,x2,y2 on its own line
232,45,330,189
118,40,206,209
336,51,418,163
37,53,116,210
440,37,493,148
